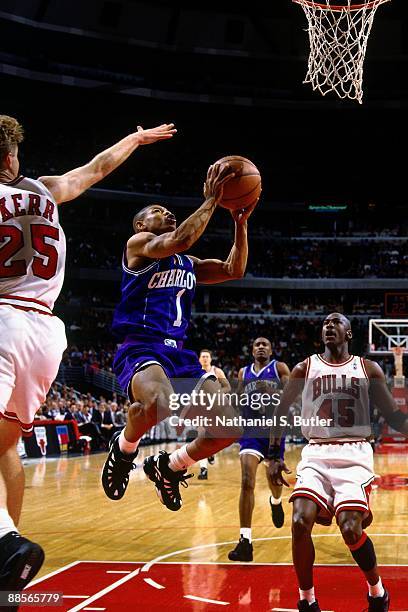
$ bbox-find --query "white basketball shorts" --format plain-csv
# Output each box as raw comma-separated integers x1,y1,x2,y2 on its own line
289,440,375,527
0,305,67,435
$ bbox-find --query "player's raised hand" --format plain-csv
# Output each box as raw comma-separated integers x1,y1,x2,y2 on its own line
204,162,235,204
136,123,177,145
230,195,260,224
268,458,292,487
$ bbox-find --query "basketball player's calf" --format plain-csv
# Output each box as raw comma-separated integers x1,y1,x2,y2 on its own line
143,377,241,511
102,367,173,501
0,421,44,590
338,511,389,610
292,499,320,611
102,368,241,509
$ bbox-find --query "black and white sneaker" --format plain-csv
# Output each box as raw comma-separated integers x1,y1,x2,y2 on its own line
208,455,215,465
228,537,253,562
297,600,321,612
270,496,285,528
367,589,390,612
0,532,44,590
101,431,138,500
143,451,193,511
197,467,208,480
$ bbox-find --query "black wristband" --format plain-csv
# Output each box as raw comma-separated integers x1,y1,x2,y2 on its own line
387,409,408,432
267,444,281,461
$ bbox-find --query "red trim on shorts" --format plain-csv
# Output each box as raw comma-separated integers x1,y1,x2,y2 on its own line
290,491,333,515
347,531,368,552
290,486,334,512
317,354,354,367
335,503,369,514
0,412,34,437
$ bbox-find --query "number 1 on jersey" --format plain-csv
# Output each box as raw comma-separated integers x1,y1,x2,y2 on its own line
173,288,185,327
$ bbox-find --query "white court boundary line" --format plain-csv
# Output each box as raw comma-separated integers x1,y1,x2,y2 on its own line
184,594,229,605
69,559,408,567
28,560,81,586
143,577,165,590
67,568,141,612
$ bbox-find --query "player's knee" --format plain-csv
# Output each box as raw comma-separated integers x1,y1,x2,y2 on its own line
292,513,314,539
241,473,256,492
0,421,22,454
339,518,362,546
147,388,172,421
128,389,171,425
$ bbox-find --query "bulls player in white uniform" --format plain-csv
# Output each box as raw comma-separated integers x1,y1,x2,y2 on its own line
197,349,231,478
269,313,408,612
0,115,176,590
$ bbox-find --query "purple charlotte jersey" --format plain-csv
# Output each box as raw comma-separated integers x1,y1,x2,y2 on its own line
112,252,196,341
112,252,211,398
239,360,285,460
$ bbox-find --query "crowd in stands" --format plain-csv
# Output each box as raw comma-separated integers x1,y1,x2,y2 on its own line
58,315,368,380
62,231,408,279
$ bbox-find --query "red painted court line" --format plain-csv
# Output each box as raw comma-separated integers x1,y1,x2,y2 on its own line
21,562,408,612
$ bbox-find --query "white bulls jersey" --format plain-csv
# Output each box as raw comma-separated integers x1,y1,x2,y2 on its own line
0,176,66,312
301,353,371,441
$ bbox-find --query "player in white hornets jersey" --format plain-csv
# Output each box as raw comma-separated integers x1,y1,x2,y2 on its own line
0,115,176,591
269,313,408,612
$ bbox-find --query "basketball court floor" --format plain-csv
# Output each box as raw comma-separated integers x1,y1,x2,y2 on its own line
20,444,408,611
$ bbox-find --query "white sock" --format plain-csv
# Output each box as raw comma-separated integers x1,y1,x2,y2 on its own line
368,578,385,598
199,458,208,469
118,430,140,456
168,444,195,472
0,509,17,539
299,587,316,604
270,496,282,505
240,527,252,543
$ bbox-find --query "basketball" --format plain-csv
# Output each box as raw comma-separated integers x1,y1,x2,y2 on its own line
213,155,261,210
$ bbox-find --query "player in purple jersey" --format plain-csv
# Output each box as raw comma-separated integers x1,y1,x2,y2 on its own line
228,338,290,562
102,162,258,511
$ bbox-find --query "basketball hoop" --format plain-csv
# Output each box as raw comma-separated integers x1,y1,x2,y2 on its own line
292,0,391,103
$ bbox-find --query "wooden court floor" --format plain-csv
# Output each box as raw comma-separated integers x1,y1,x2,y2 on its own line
20,443,408,578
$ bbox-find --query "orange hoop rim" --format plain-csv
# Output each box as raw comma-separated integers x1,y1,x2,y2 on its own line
292,0,390,11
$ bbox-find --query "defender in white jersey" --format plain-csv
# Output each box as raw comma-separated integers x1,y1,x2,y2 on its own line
0,115,176,591
269,313,408,612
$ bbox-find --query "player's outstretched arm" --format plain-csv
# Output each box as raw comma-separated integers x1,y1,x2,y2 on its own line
364,358,408,436
127,163,235,261
189,197,258,284
38,123,177,204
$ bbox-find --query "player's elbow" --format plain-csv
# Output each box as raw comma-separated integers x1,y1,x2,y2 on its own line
228,267,245,280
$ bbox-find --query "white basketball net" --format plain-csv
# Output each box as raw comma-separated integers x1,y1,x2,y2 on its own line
293,0,390,103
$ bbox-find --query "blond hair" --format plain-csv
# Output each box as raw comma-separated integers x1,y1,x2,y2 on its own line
0,115,24,160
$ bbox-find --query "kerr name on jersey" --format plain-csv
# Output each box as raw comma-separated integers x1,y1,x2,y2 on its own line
0,193,55,223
